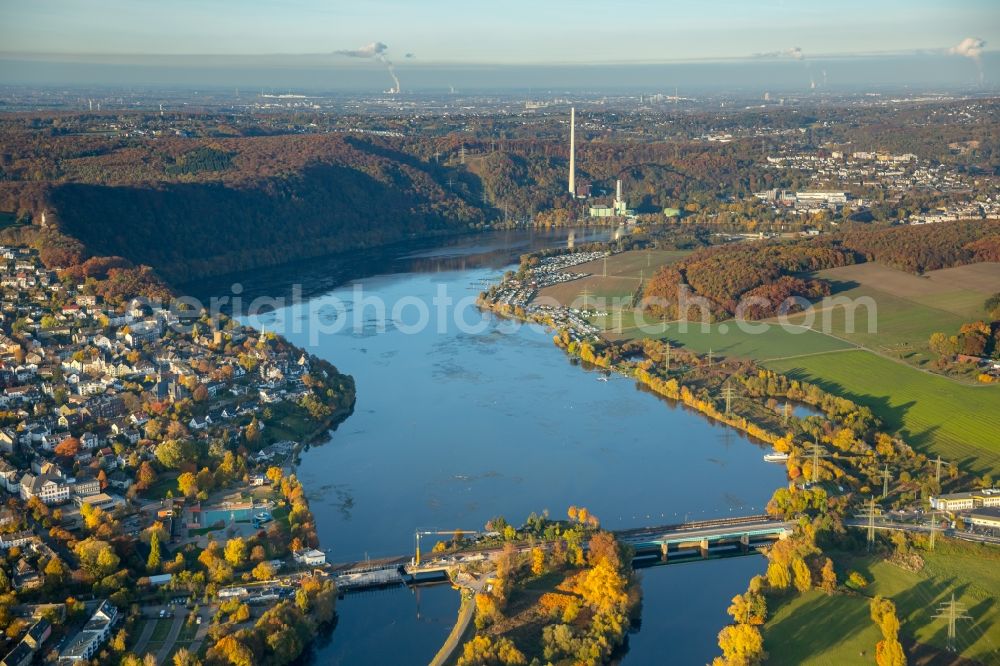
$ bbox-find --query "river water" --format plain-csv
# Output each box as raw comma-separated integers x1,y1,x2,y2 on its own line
194,228,785,665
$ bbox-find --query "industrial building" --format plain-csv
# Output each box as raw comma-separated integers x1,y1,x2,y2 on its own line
968,507,1000,529
929,488,1000,512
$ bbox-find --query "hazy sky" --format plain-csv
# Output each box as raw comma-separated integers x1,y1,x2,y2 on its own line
1,0,996,63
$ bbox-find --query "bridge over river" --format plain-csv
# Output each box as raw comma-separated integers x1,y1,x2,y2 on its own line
327,514,794,592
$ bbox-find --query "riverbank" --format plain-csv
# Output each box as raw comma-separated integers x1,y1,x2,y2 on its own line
473,244,997,664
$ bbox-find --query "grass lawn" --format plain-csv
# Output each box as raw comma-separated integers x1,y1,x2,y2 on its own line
765,350,1000,472
141,473,180,501
148,617,173,644
262,401,315,443
765,588,883,665
765,539,1000,664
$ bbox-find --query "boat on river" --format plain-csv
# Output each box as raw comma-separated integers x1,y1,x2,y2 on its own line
763,451,790,463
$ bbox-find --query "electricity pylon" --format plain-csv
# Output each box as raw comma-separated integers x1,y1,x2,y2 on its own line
933,455,952,484
664,341,671,372
853,496,880,551
805,442,831,484
932,593,971,652
880,465,892,499
782,402,791,425
707,348,713,367
927,510,940,551
720,384,738,415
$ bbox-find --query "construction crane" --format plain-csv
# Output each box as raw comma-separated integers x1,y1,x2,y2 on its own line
414,529,478,566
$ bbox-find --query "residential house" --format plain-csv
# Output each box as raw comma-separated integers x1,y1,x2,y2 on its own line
22,618,51,650
0,458,19,493
0,642,33,666
0,531,35,549
58,600,119,663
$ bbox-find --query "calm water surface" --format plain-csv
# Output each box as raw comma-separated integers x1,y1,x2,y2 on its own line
199,229,785,665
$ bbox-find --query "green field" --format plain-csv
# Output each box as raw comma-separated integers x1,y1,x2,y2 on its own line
783,286,968,364
765,539,1000,664
778,262,999,378
765,350,1000,472
609,319,855,360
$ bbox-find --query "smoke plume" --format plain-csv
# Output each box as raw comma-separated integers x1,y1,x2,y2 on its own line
949,37,986,84
334,41,400,93
753,46,805,60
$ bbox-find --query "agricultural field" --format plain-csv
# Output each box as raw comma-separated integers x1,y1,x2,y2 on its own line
534,249,688,308
781,262,1000,374
765,350,1000,472
765,539,1000,665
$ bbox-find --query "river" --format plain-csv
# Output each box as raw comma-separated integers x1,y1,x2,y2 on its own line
192,228,786,665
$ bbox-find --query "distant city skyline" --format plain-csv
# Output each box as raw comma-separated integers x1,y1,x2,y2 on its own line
0,0,996,63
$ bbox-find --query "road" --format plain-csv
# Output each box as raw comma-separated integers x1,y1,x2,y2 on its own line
130,617,158,657
155,612,187,664
844,518,1000,546
428,571,494,666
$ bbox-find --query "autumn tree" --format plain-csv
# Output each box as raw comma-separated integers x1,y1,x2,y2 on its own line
54,437,81,459
714,623,766,666
224,537,248,567
792,556,813,593
727,591,767,626
819,558,837,594
211,635,254,666
871,597,906,666
147,530,162,572
252,561,275,581
177,472,198,498
75,538,120,578
530,547,546,576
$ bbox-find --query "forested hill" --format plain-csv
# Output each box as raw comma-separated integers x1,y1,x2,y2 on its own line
1,134,486,282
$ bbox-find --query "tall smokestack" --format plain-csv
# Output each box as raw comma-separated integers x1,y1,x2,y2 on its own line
616,179,622,202
568,107,576,195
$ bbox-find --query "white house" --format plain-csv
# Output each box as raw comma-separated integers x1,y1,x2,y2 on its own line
58,600,118,662
292,548,326,566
